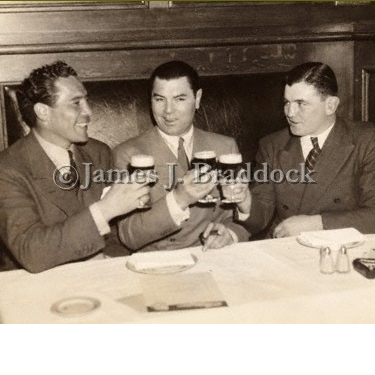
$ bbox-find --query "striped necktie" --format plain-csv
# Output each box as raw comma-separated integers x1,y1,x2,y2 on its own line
305,137,321,171
177,137,189,173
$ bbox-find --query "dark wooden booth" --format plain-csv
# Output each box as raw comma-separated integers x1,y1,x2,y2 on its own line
0,1,375,163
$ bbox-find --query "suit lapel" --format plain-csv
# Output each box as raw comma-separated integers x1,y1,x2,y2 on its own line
278,134,307,207
74,145,103,207
24,133,82,216
192,128,210,154
299,118,355,212
142,128,183,193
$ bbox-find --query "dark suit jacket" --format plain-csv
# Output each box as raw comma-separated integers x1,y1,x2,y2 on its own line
0,132,124,273
244,117,375,237
113,127,250,252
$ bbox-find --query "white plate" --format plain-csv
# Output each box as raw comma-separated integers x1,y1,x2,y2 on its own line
297,236,364,250
126,254,198,275
50,296,100,316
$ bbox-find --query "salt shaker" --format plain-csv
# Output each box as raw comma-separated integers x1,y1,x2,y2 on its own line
320,247,334,274
336,245,350,273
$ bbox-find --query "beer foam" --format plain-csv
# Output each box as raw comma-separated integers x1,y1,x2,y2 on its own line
130,154,154,167
194,150,216,159
219,153,242,164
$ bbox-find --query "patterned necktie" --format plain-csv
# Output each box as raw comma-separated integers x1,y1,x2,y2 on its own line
177,137,189,173
305,137,321,171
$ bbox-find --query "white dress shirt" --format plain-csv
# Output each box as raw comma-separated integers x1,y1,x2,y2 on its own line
157,127,194,225
157,126,194,161
300,122,334,159
157,127,238,243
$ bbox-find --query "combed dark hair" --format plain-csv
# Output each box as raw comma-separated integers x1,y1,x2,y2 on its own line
285,62,338,98
17,60,77,128
150,60,201,94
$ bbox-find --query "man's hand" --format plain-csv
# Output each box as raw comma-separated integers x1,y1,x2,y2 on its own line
201,222,234,250
96,176,150,222
173,169,217,210
232,182,251,215
273,215,323,238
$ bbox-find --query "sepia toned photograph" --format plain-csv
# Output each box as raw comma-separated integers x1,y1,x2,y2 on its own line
0,0,375,330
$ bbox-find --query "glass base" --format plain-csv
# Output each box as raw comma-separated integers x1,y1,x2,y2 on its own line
221,198,243,204
198,195,219,204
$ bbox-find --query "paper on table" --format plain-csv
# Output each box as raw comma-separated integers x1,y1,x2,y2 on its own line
127,250,196,272
141,272,227,312
297,227,365,249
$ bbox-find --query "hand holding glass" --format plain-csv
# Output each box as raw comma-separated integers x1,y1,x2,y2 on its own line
219,153,244,203
191,150,218,204
128,154,155,209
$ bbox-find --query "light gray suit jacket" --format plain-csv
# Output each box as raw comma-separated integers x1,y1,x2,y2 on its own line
244,117,375,237
113,127,250,252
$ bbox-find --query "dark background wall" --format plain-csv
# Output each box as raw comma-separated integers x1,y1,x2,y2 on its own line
1,1,375,163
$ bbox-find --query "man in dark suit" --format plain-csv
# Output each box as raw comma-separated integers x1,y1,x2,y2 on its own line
234,62,375,238
114,60,249,252
0,61,149,273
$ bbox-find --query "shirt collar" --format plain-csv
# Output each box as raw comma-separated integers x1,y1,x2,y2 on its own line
33,128,73,169
157,126,194,159
300,121,335,150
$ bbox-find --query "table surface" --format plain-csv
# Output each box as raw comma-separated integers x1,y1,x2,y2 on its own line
2,235,375,324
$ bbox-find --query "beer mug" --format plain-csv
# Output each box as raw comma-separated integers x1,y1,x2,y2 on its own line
191,150,218,204
129,154,156,209
218,153,244,203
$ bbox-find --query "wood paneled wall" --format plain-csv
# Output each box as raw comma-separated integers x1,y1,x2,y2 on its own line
0,1,375,150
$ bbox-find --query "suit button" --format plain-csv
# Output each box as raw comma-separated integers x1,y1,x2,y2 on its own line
282,205,289,210
334,198,341,204
169,238,176,243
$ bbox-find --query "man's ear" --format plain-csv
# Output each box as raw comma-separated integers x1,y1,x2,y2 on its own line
325,96,340,116
195,88,203,110
34,102,50,123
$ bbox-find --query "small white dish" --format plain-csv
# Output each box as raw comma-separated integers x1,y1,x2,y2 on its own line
50,296,100,316
297,236,364,250
296,228,365,250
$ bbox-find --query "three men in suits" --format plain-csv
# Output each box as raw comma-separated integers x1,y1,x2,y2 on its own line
114,60,250,252
235,62,375,238
0,61,149,272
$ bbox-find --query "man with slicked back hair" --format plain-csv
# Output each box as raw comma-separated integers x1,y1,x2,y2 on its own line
0,60,149,272
233,62,375,238
114,60,250,252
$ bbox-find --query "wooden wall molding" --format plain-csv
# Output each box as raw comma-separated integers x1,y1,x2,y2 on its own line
0,1,374,150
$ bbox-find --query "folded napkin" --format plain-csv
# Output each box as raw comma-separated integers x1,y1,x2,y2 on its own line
128,250,196,272
297,228,365,248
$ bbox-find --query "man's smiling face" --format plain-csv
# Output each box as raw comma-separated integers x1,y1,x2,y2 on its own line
42,76,92,148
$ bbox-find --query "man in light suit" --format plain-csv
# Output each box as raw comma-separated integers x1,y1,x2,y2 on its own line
114,60,250,252
235,62,375,238
0,61,149,272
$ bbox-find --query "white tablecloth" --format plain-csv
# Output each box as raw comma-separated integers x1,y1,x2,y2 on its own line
2,235,375,323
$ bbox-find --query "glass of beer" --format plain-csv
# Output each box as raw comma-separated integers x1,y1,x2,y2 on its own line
218,153,243,203
191,150,218,204
129,154,155,209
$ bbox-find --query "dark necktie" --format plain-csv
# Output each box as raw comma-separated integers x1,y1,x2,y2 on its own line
177,137,189,173
67,150,80,188
305,137,321,171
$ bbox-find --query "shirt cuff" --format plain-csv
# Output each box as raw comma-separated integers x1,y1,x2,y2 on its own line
227,229,238,244
89,202,111,236
237,208,250,222
166,191,190,226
